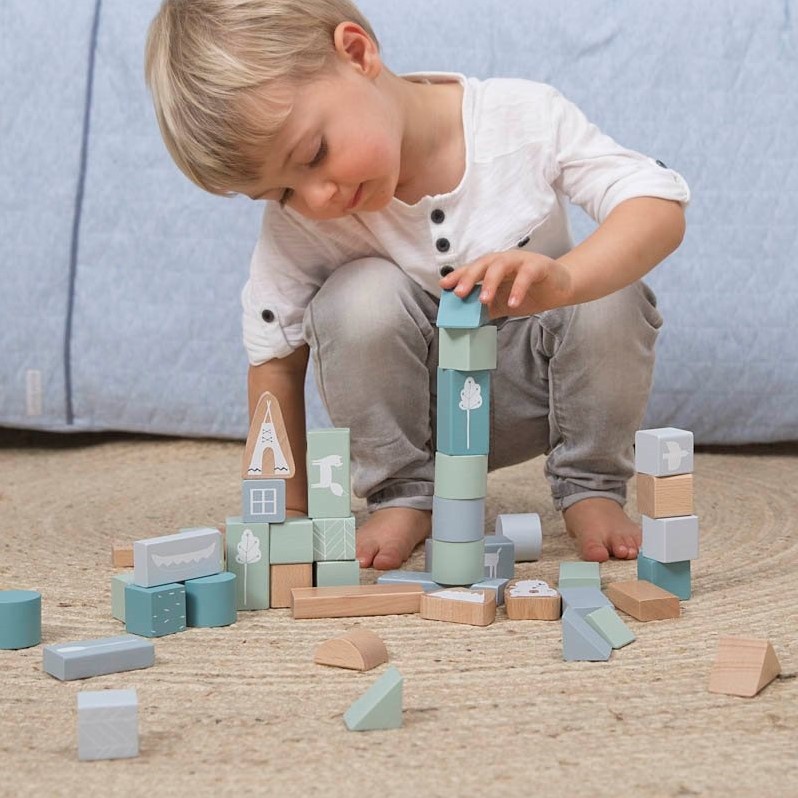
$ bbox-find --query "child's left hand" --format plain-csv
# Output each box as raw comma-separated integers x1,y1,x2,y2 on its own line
439,250,574,318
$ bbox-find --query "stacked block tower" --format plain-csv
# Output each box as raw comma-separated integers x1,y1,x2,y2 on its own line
635,427,698,600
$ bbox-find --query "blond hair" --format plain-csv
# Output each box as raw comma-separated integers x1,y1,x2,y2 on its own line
145,0,379,195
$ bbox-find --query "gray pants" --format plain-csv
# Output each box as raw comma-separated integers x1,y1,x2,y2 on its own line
302,258,663,514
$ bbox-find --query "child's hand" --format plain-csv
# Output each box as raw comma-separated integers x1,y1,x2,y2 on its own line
439,251,574,317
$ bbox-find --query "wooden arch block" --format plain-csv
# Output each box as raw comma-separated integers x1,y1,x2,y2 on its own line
243,391,296,479
708,636,781,697
314,629,389,672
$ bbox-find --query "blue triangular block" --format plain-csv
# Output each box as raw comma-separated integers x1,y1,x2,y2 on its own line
562,608,612,661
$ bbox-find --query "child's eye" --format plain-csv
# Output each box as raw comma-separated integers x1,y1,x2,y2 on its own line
308,138,327,167
279,188,294,207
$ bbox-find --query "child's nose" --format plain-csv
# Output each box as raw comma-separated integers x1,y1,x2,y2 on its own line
303,179,338,212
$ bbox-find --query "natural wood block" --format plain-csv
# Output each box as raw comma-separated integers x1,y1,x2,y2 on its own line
291,584,423,619
112,542,134,568
270,564,312,609
314,629,389,671
504,579,561,620
605,580,680,621
420,588,496,626
243,391,295,479
708,636,781,697
636,473,694,518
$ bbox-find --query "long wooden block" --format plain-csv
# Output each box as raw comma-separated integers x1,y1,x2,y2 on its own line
636,473,694,518
291,584,423,619
605,580,680,621
420,588,496,626
708,636,781,697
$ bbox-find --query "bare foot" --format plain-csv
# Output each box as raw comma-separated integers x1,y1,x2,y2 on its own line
562,498,641,562
356,507,432,570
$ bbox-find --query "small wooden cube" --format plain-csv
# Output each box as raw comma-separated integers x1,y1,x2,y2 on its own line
636,473,694,518
504,579,561,620
420,588,496,626
270,564,313,608
708,636,781,697
112,541,134,568
605,580,680,621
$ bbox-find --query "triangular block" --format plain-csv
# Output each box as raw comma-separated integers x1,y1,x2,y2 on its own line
562,608,612,662
584,605,636,649
708,637,781,697
242,392,295,478
343,666,403,731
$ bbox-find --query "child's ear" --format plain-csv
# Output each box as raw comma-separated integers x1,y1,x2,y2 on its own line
333,22,381,78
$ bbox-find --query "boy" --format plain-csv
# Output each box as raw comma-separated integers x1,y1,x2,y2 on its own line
145,0,689,569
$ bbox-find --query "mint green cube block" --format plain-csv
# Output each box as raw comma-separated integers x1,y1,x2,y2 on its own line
111,573,135,622
225,517,270,610
270,517,314,564
559,561,601,589
307,428,351,518
584,605,636,649
125,583,186,638
315,560,361,587
438,326,497,371
431,538,485,586
313,516,356,561
434,453,488,499
637,555,691,600
185,573,237,628
0,590,41,650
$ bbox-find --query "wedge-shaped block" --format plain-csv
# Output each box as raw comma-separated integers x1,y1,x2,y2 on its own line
708,637,781,697
77,689,138,761
437,286,490,329
636,473,694,518
307,428,351,518
559,562,601,589
271,563,314,607
270,517,314,564
125,583,186,638
560,586,612,617
225,517,269,610
44,635,154,681
343,665,403,731
494,513,542,561
133,527,222,588
420,588,496,626
432,496,485,543
605,580,680,621
439,326,497,371
637,555,691,600
313,516,356,561
437,368,490,455
584,606,636,649
642,514,699,563
242,479,286,524
112,541,134,568
635,427,694,476
562,608,612,662
291,584,423,619
314,560,360,588
434,453,488,499
185,573,236,627
505,579,561,620
315,629,389,672
431,538,485,586
0,589,41,650
377,570,441,592
243,391,295,479
470,578,509,606
111,573,135,622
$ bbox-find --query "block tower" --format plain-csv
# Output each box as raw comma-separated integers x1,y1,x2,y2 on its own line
634,427,698,600
431,287,497,586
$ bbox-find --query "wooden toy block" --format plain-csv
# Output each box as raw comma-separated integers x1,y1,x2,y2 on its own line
291,584,424,619
560,586,612,617
307,428,351,518
431,538,485,586
314,629,389,672
636,472,694,518
605,580,680,621
312,515,356,561
470,577,509,606
125,583,186,637
0,589,41,650
504,579,561,620
437,286,490,328
708,637,781,698
243,391,295,479
434,452,488,499
635,427,694,476
243,479,286,523
432,495,485,543
637,554,691,600
343,665,403,731
133,527,222,588
77,689,138,761
43,635,154,681
420,588,496,626
185,572,237,627
483,535,515,580
112,541,134,568
314,560,360,588
270,517,314,564
270,563,314,607
377,570,442,592
438,326,498,371
642,514,699,563
584,606,636,649
562,608,612,662
436,368,491,455
225,517,269,610
559,562,601,589
111,572,135,622
494,513,542,561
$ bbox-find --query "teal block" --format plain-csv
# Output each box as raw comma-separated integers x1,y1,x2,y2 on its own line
0,590,41,650
562,608,612,661
559,562,601,589
125,583,186,638
307,428,351,518
313,516,356,561
637,555,691,600
437,368,490,455
242,479,285,523
431,538,485,586
111,573,135,622
434,453,488,499
270,517,314,564
438,326,498,371
185,573,237,627
225,517,270,610
315,560,361,587
437,286,489,329
343,666,403,731
584,605,636,649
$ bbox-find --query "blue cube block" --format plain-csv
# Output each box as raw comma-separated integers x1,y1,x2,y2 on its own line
242,479,286,523
437,368,490,455
637,555,691,600
437,287,489,329
125,583,186,638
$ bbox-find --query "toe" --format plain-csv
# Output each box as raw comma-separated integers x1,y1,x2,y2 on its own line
356,536,379,569
580,538,610,563
372,542,407,571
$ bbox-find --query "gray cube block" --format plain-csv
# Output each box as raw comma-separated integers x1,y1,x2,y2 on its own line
133,527,222,588
559,586,612,617
642,514,700,562
432,496,485,542
634,428,694,476
242,479,286,523
77,689,139,761
44,635,154,681
377,570,441,592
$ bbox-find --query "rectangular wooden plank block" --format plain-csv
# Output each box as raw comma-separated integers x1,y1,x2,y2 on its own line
636,473,694,518
291,584,424,619
605,580,680,621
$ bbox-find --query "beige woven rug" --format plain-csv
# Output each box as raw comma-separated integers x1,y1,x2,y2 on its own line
1,431,796,798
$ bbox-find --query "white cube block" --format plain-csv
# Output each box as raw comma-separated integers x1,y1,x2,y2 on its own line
642,515,699,563
635,428,694,476
77,689,139,761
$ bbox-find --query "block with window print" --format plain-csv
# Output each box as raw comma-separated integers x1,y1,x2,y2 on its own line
242,479,286,524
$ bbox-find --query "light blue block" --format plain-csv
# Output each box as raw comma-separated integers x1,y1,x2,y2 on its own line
242,479,286,523
377,571,441,592
77,689,138,761
437,368,490,455
133,527,223,588
637,555,692,600
270,517,314,564
314,560,361,588
470,578,509,606
111,573,135,622
307,428,351,518
562,608,612,662
125,583,186,638
559,562,601,589
43,635,154,681
185,573,237,627
432,496,485,542
436,286,489,329
634,428,694,477
0,589,41,650
225,517,270,610
559,586,612,618
313,516,356,561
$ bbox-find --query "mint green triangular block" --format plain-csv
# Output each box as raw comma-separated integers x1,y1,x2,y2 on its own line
343,666,403,731
585,605,636,649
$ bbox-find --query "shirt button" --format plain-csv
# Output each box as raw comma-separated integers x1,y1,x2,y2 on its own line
261,309,275,323
656,159,668,168
431,209,445,224
436,238,451,253
440,265,454,277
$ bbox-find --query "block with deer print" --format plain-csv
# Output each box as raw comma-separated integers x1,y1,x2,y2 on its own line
243,391,296,479
436,368,491,455
307,428,351,518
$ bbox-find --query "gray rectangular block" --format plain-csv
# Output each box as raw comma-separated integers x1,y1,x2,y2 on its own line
377,570,442,592
134,527,222,588
559,586,612,617
43,635,155,681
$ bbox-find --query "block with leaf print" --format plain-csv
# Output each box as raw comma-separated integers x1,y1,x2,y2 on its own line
436,368,491,455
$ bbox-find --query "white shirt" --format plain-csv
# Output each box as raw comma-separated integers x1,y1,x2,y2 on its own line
242,73,691,365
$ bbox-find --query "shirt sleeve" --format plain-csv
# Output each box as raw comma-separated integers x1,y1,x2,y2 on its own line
547,88,691,224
